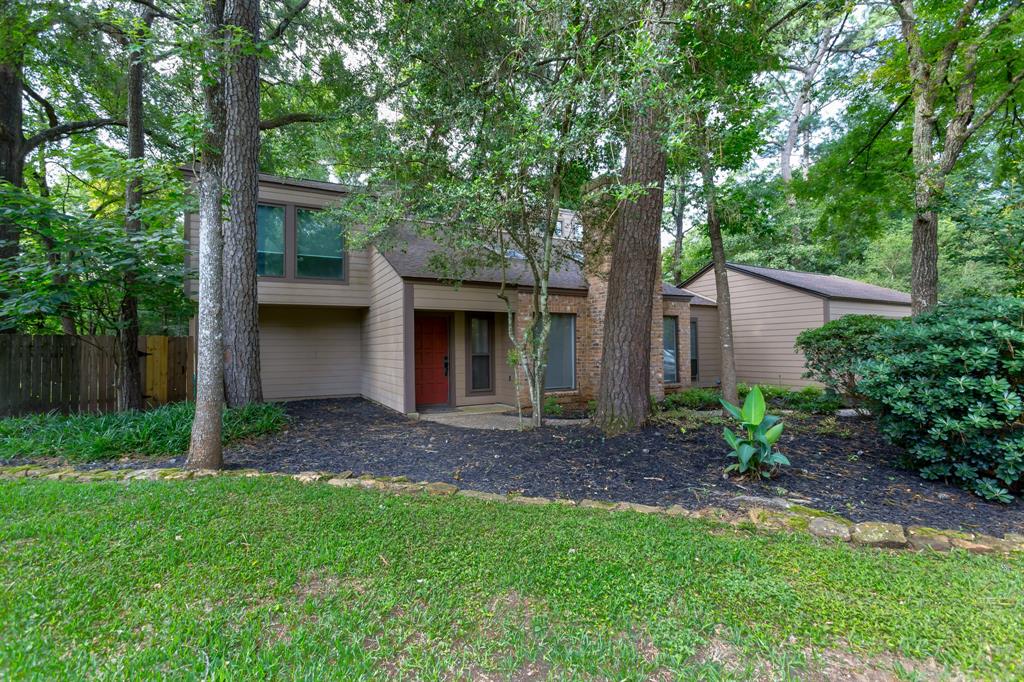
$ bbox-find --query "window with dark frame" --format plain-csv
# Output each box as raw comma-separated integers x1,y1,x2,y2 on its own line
256,205,285,277
255,203,346,282
690,318,699,382
663,316,679,384
467,313,494,393
544,313,576,391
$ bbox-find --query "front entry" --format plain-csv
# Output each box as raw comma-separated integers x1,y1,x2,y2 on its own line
415,315,450,406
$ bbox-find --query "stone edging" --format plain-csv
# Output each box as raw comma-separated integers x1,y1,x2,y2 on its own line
2,465,1021,555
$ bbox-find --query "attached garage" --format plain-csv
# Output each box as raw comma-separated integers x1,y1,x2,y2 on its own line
679,263,912,388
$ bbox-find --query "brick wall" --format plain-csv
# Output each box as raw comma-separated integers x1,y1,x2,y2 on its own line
512,230,692,409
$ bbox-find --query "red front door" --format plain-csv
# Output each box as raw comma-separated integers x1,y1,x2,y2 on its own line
415,315,449,406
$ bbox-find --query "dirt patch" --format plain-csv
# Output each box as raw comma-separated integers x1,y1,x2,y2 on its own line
293,569,340,602
804,646,965,681
690,626,775,681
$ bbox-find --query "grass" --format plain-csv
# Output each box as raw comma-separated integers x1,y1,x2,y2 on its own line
0,402,288,461
1,478,1022,680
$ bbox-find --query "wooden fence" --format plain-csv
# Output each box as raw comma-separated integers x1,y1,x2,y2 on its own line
0,335,195,417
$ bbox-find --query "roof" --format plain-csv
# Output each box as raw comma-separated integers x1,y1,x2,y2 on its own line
381,231,588,291
680,262,912,305
662,283,694,300
676,287,717,306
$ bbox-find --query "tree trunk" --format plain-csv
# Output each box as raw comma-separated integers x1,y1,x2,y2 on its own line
671,182,685,283
187,0,227,470
594,104,666,434
221,0,263,407
116,10,154,412
695,116,738,406
0,61,24,332
908,85,940,314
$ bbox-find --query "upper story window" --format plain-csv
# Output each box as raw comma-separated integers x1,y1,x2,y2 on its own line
256,203,346,282
257,205,286,277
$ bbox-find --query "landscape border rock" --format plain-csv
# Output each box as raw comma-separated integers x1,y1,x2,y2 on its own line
1,464,1021,555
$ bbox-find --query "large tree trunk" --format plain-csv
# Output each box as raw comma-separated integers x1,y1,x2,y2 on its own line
221,0,263,407
116,10,154,412
0,61,24,332
187,0,227,470
908,86,940,314
594,104,666,434
695,116,738,406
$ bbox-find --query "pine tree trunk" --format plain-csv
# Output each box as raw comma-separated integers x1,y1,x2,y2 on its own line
221,0,263,407
116,10,153,412
671,183,685,283
594,105,666,434
187,0,227,470
696,116,738,406
0,61,24,332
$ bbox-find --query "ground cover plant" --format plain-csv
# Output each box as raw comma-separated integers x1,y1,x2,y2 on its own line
2,477,1023,679
661,384,842,414
0,402,287,461
858,298,1024,503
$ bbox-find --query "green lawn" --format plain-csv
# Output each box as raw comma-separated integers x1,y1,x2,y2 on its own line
1,478,1022,680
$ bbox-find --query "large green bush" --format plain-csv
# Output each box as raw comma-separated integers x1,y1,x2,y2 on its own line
795,314,899,406
857,298,1024,502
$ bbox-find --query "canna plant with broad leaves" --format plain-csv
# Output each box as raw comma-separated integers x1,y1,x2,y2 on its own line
720,386,789,478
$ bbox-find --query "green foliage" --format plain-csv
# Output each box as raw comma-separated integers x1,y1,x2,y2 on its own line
542,395,563,418
857,299,1024,502
661,385,841,415
795,315,898,406
720,386,789,478
0,402,287,461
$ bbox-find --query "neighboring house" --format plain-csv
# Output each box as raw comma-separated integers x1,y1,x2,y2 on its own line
185,172,695,413
678,262,912,388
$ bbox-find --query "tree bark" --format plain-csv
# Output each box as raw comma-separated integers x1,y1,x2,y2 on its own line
671,180,685,283
187,0,227,470
221,0,263,407
695,114,738,406
594,104,666,434
0,61,24,332
116,10,154,412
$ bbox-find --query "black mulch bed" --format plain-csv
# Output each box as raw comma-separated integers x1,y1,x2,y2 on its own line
92,399,1024,535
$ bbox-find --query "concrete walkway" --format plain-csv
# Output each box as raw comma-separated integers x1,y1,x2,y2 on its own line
414,404,589,430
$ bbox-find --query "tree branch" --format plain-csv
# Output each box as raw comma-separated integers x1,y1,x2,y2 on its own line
23,118,126,153
265,0,312,42
966,68,1024,138
22,84,59,130
258,112,327,130
847,93,911,167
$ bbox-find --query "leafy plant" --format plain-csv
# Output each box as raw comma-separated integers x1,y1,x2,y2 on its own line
795,315,899,408
661,388,722,411
542,395,564,418
857,298,1024,502
720,386,789,478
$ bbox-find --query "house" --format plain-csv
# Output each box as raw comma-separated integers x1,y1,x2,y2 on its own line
185,172,696,413
678,262,912,388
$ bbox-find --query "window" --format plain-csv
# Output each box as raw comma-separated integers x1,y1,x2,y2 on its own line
663,316,679,384
545,314,576,391
467,313,494,393
256,205,285,277
296,208,344,279
690,319,699,382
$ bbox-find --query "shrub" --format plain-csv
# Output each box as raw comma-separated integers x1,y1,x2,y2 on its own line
857,298,1024,502
542,395,564,417
661,388,721,411
0,401,288,461
795,314,899,406
720,386,789,478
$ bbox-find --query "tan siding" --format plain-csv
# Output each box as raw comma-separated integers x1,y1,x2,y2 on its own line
361,249,407,412
259,306,362,400
685,269,824,387
453,312,516,407
829,300,911,320
691,306,721,388
413,283,508,312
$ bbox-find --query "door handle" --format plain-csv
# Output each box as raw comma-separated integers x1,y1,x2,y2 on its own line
443,355,449,377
